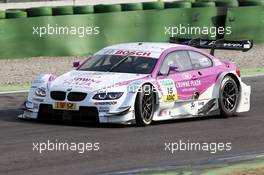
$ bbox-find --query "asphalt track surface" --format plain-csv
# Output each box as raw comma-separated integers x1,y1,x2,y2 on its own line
0,76,264,175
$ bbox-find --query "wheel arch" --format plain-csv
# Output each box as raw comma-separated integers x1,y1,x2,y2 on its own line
140,82,159,106
225,73,241,92
213,72,241,98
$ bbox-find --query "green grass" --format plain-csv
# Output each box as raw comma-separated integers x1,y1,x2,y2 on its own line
0,68,263,92
241,67,264,76
0,83,30,92
139,157,264,175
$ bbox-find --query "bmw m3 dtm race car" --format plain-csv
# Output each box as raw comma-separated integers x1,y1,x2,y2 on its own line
19,38,252,126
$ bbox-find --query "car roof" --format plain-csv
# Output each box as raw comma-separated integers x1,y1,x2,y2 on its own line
104,42,182,52
97,42,191,58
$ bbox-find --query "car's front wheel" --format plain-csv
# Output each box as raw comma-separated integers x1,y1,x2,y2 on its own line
135,84,155,126
219,76,240,118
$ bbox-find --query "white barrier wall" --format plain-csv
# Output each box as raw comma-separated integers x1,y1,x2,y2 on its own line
0,0,177,10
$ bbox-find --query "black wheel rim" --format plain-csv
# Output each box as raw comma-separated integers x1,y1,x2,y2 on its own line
222,81,237,111
141,92,153,122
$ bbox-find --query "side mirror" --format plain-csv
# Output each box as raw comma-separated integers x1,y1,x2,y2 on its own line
73,61,80,68
167,66,179,75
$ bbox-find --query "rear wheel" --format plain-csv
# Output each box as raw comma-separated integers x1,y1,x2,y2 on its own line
219,76,239,118
135,84,155,126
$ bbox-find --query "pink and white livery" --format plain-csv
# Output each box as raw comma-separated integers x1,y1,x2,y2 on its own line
19,38,252,126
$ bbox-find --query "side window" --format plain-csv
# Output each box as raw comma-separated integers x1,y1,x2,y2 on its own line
188,51,212,69
159,51,192,75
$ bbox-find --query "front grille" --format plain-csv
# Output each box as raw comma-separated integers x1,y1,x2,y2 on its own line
38,104,99,123
67,92,87,102
50,91,66,101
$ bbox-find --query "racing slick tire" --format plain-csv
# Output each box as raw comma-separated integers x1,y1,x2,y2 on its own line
142,1,164,10
52,6,74,16
165,1,192,8
94,4,122,13
121,3,143,11
135,84,155,126
5,10,27,19
73,5,94,14
215,0,239,7
26,7,52,17
219,76,239,118
192,2,216,7
238,0,264,6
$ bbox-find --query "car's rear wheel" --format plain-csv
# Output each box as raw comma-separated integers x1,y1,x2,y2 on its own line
219,76,239,118
135,84,155,126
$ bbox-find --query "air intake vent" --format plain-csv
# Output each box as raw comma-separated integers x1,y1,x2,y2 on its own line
50,91,66,101
67,92,87,101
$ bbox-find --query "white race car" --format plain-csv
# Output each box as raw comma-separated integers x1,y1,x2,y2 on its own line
19,39,252,126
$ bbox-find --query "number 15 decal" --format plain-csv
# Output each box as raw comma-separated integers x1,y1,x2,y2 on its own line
158,79,178,102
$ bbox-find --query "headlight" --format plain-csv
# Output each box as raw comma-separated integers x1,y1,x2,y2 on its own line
93,92,123,100
35,88,46,97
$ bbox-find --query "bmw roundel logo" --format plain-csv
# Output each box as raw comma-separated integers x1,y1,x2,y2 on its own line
67,88,72,92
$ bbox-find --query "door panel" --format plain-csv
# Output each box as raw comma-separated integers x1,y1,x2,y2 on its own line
157,50,198,101
187,51,219,99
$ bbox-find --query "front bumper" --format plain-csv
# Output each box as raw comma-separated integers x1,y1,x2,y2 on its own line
18,110,38,119
19,104,135,125
20,86,138,124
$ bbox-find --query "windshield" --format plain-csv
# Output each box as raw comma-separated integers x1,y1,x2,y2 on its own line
78,54,157,74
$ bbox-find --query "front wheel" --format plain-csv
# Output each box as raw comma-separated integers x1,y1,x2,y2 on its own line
135,84,155,126
218,76,239,118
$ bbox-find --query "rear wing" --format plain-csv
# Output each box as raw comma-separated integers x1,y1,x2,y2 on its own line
169,37,253,55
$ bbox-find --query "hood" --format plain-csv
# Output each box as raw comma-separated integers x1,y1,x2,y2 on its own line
48,70,149,92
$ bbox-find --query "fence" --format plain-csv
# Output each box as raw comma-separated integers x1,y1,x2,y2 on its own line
0,0,263,58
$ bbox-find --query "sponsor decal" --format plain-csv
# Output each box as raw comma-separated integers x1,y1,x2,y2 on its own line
202,41,242,48
73,77,100,82
159,79,174,86
176,80,201,88
95,48,161,58
48,75,57,81
162,94,178,102
63,77,101,88
114,50,151,57
181,73,192,80
158,79,178,102
94,101,117,105
159,109,172,117
98,106,110,112
182,87,197,92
